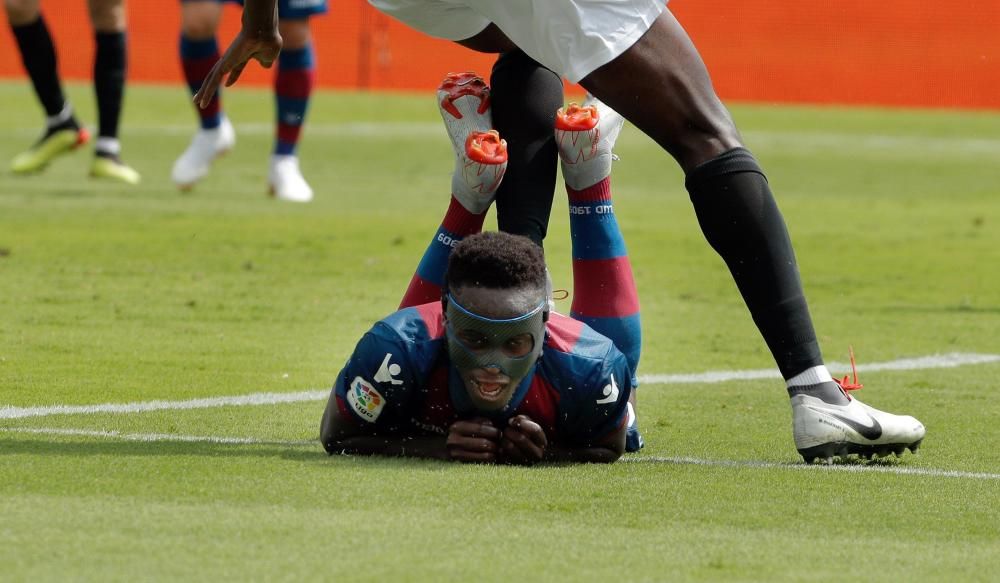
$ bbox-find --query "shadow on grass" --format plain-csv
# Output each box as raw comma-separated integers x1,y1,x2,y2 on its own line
0,436,457,470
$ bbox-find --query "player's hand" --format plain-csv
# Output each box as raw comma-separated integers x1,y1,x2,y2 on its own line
500,415,547,465
445,417,500,463
193,29,283,109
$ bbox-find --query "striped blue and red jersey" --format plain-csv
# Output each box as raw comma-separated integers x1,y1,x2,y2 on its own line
333,302,632,445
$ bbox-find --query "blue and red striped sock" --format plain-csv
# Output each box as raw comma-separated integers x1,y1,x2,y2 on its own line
273,44,315,156
567,177,642,378
399,197,487,309
180,35,221,129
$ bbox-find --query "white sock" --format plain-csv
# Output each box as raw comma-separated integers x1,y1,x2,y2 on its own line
95,137,121,156
786,365,834,388
46,103,74,129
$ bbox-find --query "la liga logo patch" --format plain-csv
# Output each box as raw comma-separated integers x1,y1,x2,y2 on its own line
347,376,385,422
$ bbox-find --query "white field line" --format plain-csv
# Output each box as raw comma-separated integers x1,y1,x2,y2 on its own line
640,352,1000,385
10,124,1000,157
4,426,997,481
620,456,1000,481
1,352,997,421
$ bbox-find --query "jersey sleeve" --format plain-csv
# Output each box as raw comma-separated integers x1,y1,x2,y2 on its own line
558,348,633,445
333,322,420,431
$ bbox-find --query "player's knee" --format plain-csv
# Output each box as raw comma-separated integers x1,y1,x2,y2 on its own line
180,1,221,38
181,17,217,39
87,0,126,32
4,0,40,25
677,120,743,169
278,19,311,50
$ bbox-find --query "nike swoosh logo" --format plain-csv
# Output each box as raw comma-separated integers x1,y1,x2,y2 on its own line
820,410,883,440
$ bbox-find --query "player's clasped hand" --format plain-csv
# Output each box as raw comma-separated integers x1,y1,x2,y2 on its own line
446,418,500,463
193,29,283,109
500,415,548,465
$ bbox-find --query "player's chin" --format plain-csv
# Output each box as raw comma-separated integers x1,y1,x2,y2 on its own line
466,377,512,409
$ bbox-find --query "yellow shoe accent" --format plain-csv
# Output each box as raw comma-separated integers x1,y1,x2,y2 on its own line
10,127,89,174
90,156,141,185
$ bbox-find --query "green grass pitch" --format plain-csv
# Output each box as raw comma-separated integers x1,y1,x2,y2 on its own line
1,81,998,581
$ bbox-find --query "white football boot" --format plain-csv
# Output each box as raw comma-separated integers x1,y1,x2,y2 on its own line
437,72,507,213
172,117,236,190
790,370,925,463
268,154,314,203
554,95,625,191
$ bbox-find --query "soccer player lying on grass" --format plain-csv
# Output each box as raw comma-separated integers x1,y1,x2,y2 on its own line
320,79,636,464
320,231,632,464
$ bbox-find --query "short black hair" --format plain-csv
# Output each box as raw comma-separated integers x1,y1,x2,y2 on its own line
444,231,547,292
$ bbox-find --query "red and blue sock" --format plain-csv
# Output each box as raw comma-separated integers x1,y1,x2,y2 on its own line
567,177,642,379
274,44,315,156
180,35,221,129
399,197,487,309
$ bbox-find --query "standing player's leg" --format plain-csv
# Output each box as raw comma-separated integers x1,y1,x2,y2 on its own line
268,16,316,202
87,0,140,184
173,0,234,189
398,73,508,309
555,98,643,451
489,50,562,247
7,0,89,174
578,10,923,461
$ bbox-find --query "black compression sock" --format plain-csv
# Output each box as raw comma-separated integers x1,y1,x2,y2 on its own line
11,15,66,117
94,31,127,139
685,147,823,378
490,50,563,246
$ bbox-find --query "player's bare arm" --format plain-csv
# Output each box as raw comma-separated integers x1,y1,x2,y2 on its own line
193,0,281,108
320,394,500,462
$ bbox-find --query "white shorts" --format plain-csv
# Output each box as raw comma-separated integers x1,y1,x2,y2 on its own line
367,0,666,83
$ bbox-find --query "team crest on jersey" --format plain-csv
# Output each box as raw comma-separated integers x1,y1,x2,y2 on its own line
347,376,385,422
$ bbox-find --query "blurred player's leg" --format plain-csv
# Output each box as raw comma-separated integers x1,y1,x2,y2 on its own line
268,17,315,202
7,1,89,174
173,0,234,189
489,50,561,247
398,73,507,309
556,98,643,451
88,0,140,184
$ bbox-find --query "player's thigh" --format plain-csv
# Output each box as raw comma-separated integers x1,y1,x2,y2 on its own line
180,0,223,39
87,0,126,32
580,9,742,171
4,0,41,25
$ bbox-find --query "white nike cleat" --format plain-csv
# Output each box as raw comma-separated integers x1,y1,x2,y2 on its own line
791,378,926,463
437,72,505,214
268,154,314,203
171,117,236,190
554,95,625,191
